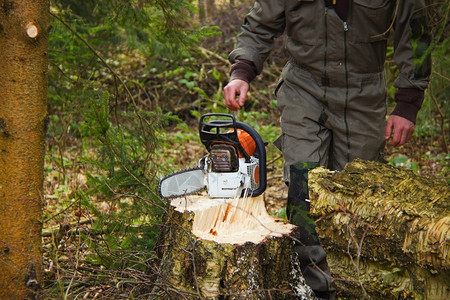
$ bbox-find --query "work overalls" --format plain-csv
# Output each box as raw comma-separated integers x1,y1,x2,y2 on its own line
229,0,430,298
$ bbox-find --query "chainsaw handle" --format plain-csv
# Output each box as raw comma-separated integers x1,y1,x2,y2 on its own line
199,113,239,151
200,113,236,128
235,121,267,197
199,114,253,161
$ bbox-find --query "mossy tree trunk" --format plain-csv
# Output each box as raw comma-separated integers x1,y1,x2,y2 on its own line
0,0,49,298
309,159,449,299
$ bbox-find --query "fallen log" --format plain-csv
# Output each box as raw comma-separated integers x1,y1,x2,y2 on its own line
153,194,316,299
309,159,449,299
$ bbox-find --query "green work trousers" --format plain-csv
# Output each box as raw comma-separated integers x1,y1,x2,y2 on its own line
275,62,387,180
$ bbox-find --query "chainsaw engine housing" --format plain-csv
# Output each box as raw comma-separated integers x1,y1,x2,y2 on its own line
209,144,239,172
205,156,259,198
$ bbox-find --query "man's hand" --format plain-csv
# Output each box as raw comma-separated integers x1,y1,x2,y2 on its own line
224,79,249,111
385,115,415,146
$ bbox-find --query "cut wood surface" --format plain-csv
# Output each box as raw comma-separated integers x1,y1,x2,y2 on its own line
171,194,294,244
309,159,449,299
153,194,316,299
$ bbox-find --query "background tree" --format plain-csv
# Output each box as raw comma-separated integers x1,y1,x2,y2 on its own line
0,0,50,298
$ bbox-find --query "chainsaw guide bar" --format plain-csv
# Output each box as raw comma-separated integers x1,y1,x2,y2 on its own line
158,167,206,199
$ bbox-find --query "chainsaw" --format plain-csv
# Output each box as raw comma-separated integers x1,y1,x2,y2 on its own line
159,113,267,198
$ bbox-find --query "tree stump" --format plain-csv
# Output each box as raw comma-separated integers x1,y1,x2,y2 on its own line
309,159,449,299
153,194,316,299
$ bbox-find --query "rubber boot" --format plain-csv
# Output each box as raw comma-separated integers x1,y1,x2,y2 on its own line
287,162,336,300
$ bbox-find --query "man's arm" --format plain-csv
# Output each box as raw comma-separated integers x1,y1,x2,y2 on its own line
224,0,285,110
228,0,285,74
385,88,425,146
386,0,431,146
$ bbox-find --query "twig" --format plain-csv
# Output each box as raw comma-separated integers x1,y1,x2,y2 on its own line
42,219,91,237
198,46,228,64
267,154,283,165
428,79,448,153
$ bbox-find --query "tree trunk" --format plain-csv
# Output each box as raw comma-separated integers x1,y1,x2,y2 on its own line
309,159,449,299
206,0,217,19
153,195,316,299
0,1,49,299
198,0,206,23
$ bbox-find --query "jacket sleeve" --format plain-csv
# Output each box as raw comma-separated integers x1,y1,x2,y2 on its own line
230,59,258,83
228,0,286,75
393,0,431,90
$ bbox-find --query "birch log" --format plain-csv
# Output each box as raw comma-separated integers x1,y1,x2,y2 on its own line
153,194,316,299
309,159,449,299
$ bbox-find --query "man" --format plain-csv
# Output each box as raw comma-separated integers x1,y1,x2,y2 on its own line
223,0,431,299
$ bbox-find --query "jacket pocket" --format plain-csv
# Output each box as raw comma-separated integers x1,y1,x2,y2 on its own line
274,79,284,97
352,0,394,43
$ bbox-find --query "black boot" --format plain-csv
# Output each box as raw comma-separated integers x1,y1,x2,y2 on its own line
287,162,336,300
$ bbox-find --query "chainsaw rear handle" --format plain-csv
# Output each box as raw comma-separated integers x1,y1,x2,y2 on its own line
199,114,252,160
235,120,267,197
199,113,267,197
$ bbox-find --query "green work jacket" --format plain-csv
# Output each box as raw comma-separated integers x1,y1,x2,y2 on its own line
229,0,431,91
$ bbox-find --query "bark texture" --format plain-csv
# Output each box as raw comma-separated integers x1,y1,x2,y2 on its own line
153,195,316,299
0,0,49,298
309,159,449,299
